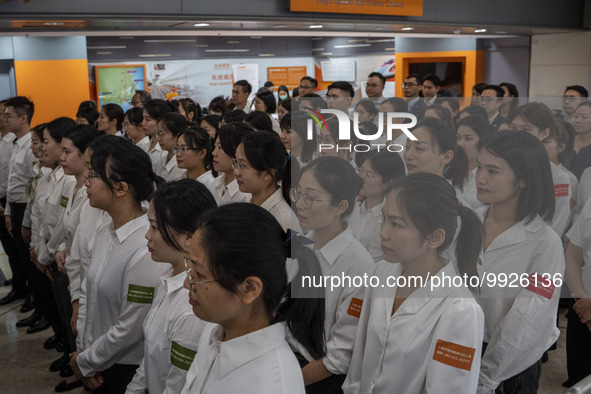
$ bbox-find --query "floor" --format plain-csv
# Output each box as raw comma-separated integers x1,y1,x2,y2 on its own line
0,285,572,393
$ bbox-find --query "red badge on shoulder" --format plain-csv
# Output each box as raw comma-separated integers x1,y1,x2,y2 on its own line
433,339,476,371
525,273,554,300
347,298,363,318
555,184,569,197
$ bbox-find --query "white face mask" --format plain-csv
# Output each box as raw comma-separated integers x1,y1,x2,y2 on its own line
279,94,288,101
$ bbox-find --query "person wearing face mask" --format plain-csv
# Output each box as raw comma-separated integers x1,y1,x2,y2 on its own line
278,85,290,102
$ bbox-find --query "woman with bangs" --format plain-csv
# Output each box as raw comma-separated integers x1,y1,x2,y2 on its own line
176,127,216,192
124,107,150,152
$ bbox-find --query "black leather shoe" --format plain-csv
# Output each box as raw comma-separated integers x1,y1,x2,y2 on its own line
0,289,25,305
4,278,12,286
54,379,83,392
16,312,40,327
55,339,65,353
59,364,74,378
20,294,35,313
50,355,69,372
44,334,60,350
26,315,51,334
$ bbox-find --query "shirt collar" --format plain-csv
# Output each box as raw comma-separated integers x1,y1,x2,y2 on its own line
407,97,420,107
164,155,177,172
2,132,15,143
111,213,149,243
164,270,185,294
149,142,162,154
360,198,384,217
14,132,31,148
314,226,354,266
259,187,283,211
49,166,66,182
212,322,288,380
225,178,240,197
475,206,545,250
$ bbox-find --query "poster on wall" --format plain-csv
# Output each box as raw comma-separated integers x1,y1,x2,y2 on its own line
267,66,307,89
321,60,356,82
95,65,146,110
232,64,259,96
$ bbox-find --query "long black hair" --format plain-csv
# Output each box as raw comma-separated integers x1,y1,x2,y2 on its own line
196,203,325,359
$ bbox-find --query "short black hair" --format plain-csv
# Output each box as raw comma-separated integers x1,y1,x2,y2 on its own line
565,85,589,98
218,121,254,158
368,72,385,86
234,79,252,95
124,107,144,126
102,103,125,130
134,90,152,105
422,73,441,87
405,74,422,85
483,85,505,98
264,81,274,88
4,96,34,124
255,90,277,114
300,76,318,88
144,99,174,121
327,81,354,98
244,111,273,132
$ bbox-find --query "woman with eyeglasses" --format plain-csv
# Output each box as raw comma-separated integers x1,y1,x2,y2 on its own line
291,156,373,392
181,203,325,393
348,151,406,262
211,122,254,205
233,132,300,233
125,179,216,394
176,127,217,192
154,112,188,182
70,136,170,393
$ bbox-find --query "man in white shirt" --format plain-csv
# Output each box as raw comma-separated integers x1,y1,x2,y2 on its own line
0,97,35,306
230,80,252,113
562,85,588,124
365,72,386,106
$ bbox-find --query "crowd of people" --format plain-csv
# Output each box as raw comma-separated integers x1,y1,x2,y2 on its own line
0,71,590,393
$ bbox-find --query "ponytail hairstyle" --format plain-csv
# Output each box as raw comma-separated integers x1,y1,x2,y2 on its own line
300,156,362,218
152,179,217,252
101,103,124,131
413,117,469,189
182,127,214,170
178,97,202,124
201,115,221,138
125,107,144,126
289,112,317,163
218,122,254,159
482,131,555,224
159,112,189,138
388,172,483,290
511,102,558,141
244,110,273,132
46,117,77,143
144,99,174,121
196,203,325,359
63,124,103,154
88,135,163,202
241,132,291,203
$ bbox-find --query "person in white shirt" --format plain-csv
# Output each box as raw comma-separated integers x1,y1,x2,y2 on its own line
379,97,410,159
200,115,220,140
404,118,472,208
124,107,150,152
349,151,406,262
291,156,374,391
234,132,300,233
475,131,564,394
509,102,571,237
126,179,216,394
52,124,103,392
281,112,318,168
97,103,124,137
70,136,170,394
456,115,495,209
154,112,187,182
253,90,281,134
343,172,485,394
177,97,202,125
143,99,174,171
211,122,253,205
181,203,325,394
230,80,253,113
564,197,591,387
176,128,216,191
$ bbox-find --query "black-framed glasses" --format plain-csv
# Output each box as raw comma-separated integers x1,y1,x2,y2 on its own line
173,146,199,154
290,188,332,209
402,83,418,88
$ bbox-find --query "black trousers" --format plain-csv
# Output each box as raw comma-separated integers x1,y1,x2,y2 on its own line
0,199,27,295
92,364,139,394
51,270,75,352
566,302,591,385
482,343,542,394
296,352,346,394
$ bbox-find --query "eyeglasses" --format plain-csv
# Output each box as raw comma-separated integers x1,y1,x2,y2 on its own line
562,96,581,102
231,158,249,175
299,85,315,90
357,167,380,181
3,114,22,120
402,83,418,88
480,97,498,103
184,257,217,288
290,188,332,209
155,130,165,138
173,146,199,154
365,83,382,88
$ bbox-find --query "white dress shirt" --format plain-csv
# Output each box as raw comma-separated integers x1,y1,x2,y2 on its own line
135,136,151,153
474,207,564,393
156,154,187,182
7,132,34,209
348,198,384,262
259,187,301,233
212,173,251,205
57,185,87,256
37,167,76,266
574,167,591,223
566,198,591,293
195,170,217,192
343,262,484,394
550,161,571,236
290,227,373,375
67,201,106,303
76,214,170,376
459,168,486,209
148,142,166,172
0,132,16,199
126,271,208,394
181,322,305,394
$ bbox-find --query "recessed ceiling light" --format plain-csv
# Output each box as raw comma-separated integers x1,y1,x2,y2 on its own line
273,24,288,28
250,36,263,39
138,54,171,57
310,25,323,29
144,39,196,43
194,23,210,27
334,44,371,48
227,41,240,44
205,49,250,53
96,52,112,55
87,46,127,49
259,54,275,57
401,27,414,31
196,44,208,48
475,29,487,33
44,21,64,26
